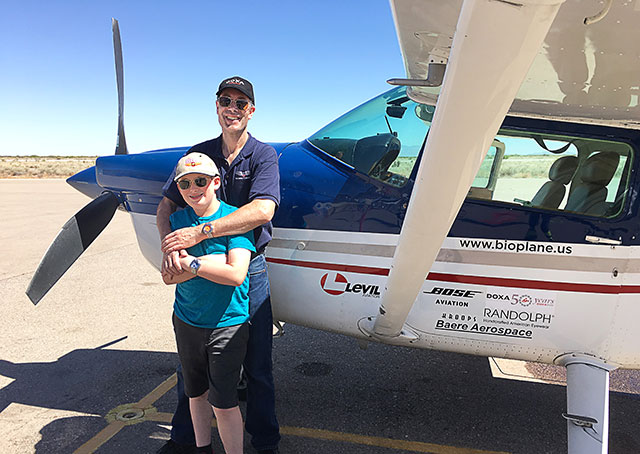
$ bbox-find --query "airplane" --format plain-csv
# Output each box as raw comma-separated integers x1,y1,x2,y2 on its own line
26,0,640,453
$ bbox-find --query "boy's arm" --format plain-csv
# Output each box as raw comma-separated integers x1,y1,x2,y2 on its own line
162,249,251,287
194,247,251,287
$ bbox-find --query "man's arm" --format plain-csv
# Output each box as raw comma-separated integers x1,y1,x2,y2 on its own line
156,197,183,275
161,198,275,254
157,197,177,239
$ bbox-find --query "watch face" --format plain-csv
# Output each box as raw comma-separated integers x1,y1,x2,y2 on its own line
190,259,200,274
202,223,213,235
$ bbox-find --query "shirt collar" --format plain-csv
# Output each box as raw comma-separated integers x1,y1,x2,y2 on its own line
223,133,255,165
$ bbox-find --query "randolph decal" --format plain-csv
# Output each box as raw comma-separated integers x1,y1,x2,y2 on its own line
483,290,556,332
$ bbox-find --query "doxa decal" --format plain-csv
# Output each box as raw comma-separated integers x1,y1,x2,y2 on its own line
320,272,380,297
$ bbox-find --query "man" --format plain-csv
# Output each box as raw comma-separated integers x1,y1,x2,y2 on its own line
157,76,281,454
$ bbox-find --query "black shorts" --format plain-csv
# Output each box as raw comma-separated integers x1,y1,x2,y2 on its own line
172,313,249,409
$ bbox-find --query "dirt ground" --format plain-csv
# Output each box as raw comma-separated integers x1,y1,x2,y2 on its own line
0,156,97,178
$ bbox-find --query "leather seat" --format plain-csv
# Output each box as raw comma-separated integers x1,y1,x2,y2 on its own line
530,156,578,209
565,152,619,215
352,133,401,177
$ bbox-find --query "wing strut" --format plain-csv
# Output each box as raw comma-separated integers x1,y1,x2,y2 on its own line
361,0,566,340
557,354,617,454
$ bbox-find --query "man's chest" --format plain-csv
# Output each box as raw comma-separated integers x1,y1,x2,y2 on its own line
217,161,252,206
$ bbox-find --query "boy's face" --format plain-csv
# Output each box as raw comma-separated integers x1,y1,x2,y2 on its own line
176,172,220,210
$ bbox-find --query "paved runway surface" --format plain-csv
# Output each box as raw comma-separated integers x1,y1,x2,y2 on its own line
1,179,639,454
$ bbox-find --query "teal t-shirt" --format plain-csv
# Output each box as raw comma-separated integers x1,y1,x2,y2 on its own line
170,201,256,328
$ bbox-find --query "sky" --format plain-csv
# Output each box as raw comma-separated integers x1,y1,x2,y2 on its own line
1,0,405,156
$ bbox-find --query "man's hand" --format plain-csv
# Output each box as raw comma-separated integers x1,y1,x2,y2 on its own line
162,249,187,275
162,226,202,253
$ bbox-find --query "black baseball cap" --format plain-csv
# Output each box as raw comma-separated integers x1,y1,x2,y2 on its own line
216,76,255,105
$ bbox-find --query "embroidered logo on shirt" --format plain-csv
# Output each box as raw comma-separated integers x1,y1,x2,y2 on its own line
235,170,251,180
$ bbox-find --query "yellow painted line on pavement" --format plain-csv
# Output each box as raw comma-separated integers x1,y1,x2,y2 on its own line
280,425,509,454
75,373,510,454
74,420,126,454
137,373,177,407
74,374,178,453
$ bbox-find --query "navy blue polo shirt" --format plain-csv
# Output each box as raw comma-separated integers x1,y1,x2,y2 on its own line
162,133,280,252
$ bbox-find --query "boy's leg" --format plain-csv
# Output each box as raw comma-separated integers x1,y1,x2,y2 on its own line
164,313,207,454
212,406,244,454
189,392,213,448
206,323,250,451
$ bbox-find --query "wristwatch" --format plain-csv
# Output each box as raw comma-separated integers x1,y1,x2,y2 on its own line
202,222,214,239
189,258,201,275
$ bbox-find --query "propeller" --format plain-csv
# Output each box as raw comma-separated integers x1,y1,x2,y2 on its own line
112,18,128,155
26,19,129,304
26,192,120,304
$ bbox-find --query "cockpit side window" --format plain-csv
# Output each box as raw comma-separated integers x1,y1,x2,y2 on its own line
468,130,633,218
307,87,432,187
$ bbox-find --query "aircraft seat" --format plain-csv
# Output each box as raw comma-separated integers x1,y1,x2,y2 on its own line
565,151,619,216
309,138,358,164
530,156,578,209
352,133,401,178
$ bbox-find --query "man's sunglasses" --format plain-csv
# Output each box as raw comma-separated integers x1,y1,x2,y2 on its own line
177,176,216,190
217,96,251,111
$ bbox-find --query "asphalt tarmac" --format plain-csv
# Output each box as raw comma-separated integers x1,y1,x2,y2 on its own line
1,179,639,454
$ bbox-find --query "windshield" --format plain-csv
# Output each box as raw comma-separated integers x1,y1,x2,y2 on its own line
307,86,432,187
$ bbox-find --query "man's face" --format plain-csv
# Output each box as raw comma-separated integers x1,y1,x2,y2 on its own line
176,172,220,210
216,88,255,134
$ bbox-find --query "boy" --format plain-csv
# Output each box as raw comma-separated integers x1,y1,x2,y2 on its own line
162,152,255,454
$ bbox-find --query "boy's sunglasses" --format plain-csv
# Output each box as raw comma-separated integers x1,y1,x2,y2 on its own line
217,96,251,111
177,176,215,190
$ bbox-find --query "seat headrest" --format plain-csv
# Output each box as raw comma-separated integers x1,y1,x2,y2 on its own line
549,156,578,184
580,152,619,186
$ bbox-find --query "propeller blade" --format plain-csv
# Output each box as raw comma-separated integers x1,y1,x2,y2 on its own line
26,192,120,305
112,18,128,155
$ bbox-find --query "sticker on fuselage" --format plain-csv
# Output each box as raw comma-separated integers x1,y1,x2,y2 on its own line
319,272,381,298
423,285,556,341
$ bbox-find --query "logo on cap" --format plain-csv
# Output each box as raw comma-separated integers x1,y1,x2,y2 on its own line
185,157,202,167
225,78,245,86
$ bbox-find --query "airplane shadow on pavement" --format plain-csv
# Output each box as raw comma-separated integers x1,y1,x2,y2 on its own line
0,337,178,453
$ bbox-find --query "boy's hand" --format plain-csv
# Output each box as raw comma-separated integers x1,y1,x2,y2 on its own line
162,249,187,275
178,253,196,271
162,226,202,253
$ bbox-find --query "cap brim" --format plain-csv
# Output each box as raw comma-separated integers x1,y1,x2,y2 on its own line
174,171,219,182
